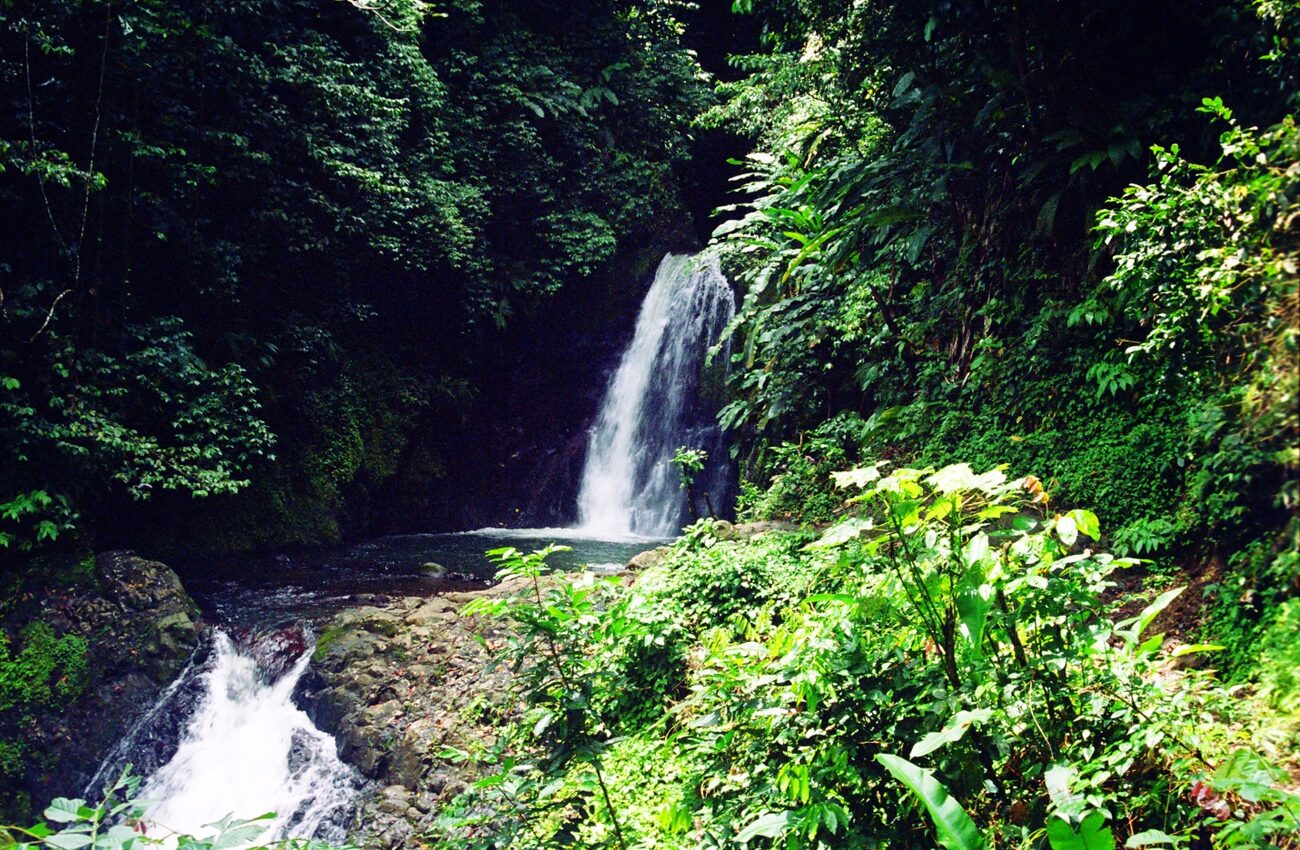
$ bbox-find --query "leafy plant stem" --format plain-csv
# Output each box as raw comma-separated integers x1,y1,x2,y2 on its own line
527,570,628,850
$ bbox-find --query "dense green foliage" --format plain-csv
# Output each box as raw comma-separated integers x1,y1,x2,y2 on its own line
440,478,1297,850
427,4,1300,845
706,0,1298,677
717,0,1294,558
1,0,1297,846
0,0,708,556
0,622,87,783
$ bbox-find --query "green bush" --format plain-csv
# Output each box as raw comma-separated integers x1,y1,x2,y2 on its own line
738,414,871,525
1254,598,1300,716
633,528,818,633
0,621,88,790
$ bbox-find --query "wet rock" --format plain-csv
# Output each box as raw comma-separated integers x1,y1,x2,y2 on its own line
378,785,413,815
404,598,454,626
627,545,674,571
356,608,402,637
316,632,375,667
420,562,448,579
307,583,525,848
362,699,404,728
732,520,799,539
378,819,413,848
156,611,198,654
0,551,202,819
233,623,309,683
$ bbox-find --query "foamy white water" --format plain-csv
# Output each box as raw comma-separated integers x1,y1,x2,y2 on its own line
138,631,359,844
577,253,733,537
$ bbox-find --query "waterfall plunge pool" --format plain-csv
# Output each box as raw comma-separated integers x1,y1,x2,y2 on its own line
178,528,669,628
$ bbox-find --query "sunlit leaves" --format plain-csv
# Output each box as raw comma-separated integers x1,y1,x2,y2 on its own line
876,754,985,850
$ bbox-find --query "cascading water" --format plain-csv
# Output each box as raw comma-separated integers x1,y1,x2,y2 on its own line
576,252,734,538
90,630,360,844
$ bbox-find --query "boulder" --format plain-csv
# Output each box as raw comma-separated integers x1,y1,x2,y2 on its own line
711,519,738,539
231,623,309,683
627,545,674,572
0,551,202,820
732,520,799,540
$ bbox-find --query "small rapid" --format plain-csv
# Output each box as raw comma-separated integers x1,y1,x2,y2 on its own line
90,629,360,844
576,253,734,537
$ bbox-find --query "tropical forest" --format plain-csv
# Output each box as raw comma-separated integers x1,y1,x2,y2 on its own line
0,1,1297,849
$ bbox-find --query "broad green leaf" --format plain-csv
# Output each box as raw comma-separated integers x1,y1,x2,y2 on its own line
1046,812,1114,850
963,533,989,565
103,824,140,844
875,754,984,850
1169,643,1223,658
1067,509,1101,540
736,811,794,843
1056,515,1078,547
1136,633,1165,656
44,835,93,850
1134,587,1185,639
891,499,921,528
927,463,980,493
43,799,89,824
955,567,992,661
910,709,994,758
1213,748,1284,803
807,518,874,549
1125,829,1179,847
1045,764,1083,816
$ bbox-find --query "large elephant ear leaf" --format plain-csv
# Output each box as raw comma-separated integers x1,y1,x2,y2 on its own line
875,753,986,850
1046,811,1115,850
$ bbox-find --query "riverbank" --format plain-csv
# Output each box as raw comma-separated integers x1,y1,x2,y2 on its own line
302,520,795,847
417,492,1299,850
304,584,524,847
5,501,1295,850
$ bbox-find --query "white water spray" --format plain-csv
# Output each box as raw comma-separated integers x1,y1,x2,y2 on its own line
135,631,359,843
576,253,733,537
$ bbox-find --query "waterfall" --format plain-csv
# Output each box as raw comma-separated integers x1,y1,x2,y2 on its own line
576,253,734,538
92,630,360,844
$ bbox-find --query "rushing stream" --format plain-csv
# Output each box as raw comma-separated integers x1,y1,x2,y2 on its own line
87,628,359,844
89,532,668,843
87,251,729,843
154,634,355,841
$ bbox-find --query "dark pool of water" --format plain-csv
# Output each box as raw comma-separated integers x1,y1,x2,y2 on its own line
178,528,667,627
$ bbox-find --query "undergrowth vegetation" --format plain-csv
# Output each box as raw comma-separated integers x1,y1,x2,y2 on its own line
436,464,1299,850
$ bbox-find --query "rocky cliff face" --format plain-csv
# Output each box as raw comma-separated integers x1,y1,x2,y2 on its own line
0,552,202,819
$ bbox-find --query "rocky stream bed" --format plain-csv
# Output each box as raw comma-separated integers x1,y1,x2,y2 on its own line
5,522,795,845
